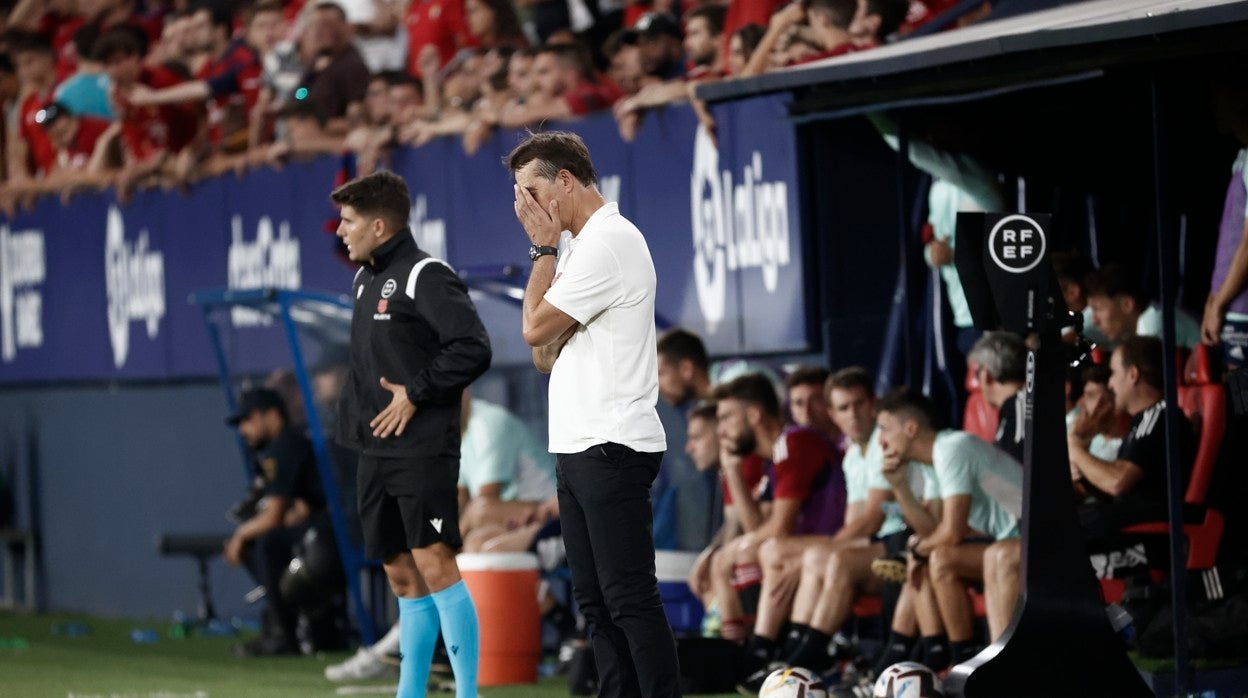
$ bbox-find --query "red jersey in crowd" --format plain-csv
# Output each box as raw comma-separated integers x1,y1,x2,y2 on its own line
114,66,202,161
197,38,263,146
51,116,111,173
722,0,787,56
564,77,624,116
405,0,476,76
18,90,58,176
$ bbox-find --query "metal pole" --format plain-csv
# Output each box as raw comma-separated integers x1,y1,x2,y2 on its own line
896,120,914,384
276,294,378,646
1150,73,1190,695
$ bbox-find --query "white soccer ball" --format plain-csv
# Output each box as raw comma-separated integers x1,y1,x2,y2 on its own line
872,661,944,698
758,666,828,698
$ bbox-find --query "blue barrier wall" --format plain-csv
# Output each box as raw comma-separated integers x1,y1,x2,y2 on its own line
0,94,814,617
1,94,810,385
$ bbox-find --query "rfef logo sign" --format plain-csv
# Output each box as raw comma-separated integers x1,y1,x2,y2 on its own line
988,214,1046,274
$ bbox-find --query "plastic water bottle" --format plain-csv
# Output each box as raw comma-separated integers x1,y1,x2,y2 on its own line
1106,603,1135,642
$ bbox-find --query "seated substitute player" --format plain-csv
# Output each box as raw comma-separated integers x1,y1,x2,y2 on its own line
456,389,556,542
739,367,940,689
223,388,328,657
977,361,1135,649
710,373,847,646
685,400,764,611
967,331,1027,462
877,387,1022,667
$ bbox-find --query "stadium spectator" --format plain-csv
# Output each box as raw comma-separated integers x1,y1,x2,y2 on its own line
36,101,116,178
967,331,1027,462
405,0,475,76
52,25,114,120
338,0,407,72
94,26,204,197
293,2,371,134
847,0,909,49
128,2,282,157
464,0,529,50
257,99,345,166
7,32,59,182
1202,86,1248,367
461,47,516,153
739,0,850,77
634,12,684,80
342,70,410,173
224,388,328,657
497,43,620,127
721,0,787,64
725,22,765,76
613,5,725,140
711,372,847,644
603,28,645,95
1085,263,1202,349
876,387,1022,668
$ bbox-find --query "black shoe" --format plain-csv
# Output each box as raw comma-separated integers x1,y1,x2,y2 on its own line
736,662,787,696
232,634,298,658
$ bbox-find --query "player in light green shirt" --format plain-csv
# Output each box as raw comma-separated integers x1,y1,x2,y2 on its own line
876,387,1022,670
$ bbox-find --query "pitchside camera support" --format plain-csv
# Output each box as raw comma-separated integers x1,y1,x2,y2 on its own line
946,213,1151,697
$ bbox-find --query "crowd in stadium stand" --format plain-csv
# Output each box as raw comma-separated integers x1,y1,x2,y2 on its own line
0,0,979,211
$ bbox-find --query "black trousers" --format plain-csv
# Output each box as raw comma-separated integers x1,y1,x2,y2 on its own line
557,442,681,698
244,522,310,639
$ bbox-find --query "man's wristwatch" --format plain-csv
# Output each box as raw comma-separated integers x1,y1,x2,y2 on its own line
529,244,558,261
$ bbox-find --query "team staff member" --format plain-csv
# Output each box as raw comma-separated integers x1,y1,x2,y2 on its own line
223,388,326,657
510,131,680,698
331,171,491,698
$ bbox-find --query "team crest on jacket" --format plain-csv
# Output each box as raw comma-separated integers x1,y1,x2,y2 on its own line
381,279,397,298
377,299,388,313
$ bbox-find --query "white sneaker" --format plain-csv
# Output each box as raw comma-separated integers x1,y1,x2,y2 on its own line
324,647,399,681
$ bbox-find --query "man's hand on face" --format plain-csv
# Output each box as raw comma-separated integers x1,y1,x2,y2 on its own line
513,183,562,248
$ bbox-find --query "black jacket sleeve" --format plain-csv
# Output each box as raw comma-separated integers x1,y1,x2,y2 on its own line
405,263,492,405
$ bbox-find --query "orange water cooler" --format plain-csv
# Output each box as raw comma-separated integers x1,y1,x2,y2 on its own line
457,552,541,686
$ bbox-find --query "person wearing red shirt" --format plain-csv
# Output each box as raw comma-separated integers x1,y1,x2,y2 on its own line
7,33,60,181
36,102,113,174
497,44,621,128
127,3,284,152
94,27,204,197
405,0,477,77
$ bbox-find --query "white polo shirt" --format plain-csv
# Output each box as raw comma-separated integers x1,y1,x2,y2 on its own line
543,202,667,454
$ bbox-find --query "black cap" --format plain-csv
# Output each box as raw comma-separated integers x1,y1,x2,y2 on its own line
34,101,72,128
226,388,287,426
635,12,682,39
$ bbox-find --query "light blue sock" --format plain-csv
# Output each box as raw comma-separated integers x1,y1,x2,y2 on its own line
431,580,479,698
397,595,439,698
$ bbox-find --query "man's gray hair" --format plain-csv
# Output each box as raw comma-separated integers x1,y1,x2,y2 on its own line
968,331,1027,383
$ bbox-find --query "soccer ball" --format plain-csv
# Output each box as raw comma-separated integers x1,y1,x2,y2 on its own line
873,661,944,698
758,666,828,698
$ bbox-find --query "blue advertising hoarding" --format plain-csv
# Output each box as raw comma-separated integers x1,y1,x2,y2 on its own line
0,94,808,383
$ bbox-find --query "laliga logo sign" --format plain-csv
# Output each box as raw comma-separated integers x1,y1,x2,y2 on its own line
690,126,791,332
228,214,301,326
0,224,45,363
408,194,447,261
105,206,166,368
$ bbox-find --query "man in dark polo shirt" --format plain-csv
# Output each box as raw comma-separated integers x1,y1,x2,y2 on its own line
296,2,370,134
223,388,327,657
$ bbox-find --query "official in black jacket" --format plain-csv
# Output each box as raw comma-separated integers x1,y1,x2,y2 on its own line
331,171,490,698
